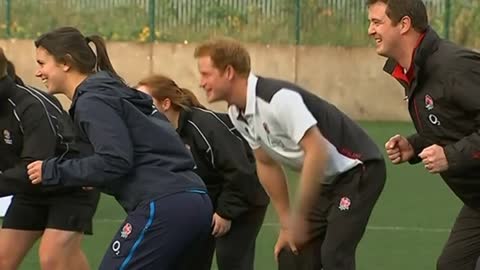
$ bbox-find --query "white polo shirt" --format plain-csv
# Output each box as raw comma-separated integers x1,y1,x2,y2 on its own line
228,74,369,183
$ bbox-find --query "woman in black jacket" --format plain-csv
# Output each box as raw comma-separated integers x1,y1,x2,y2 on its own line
0,48,99,270
137,74,269,270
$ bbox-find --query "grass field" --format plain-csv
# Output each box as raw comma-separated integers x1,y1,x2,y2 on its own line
16,121,461,270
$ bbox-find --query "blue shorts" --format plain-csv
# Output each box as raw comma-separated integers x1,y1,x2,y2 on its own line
99,191,212,270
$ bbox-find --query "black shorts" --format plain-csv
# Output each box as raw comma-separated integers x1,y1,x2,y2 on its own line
2,189,100,235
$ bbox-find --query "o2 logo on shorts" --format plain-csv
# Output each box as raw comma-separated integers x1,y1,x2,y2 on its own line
112,240,121,256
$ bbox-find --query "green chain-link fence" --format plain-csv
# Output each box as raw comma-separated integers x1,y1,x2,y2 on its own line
0,0,478,47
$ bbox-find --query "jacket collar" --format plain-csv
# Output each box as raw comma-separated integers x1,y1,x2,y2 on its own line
176,108,192,134
383,26,440,77
233,73,257,123
244,73,258,117
383,27,440,99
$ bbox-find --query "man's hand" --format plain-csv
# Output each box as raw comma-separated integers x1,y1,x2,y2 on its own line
211,213,232,238
385,134,415,164
290,213,310,251
274,228,298,261
419,144,449,173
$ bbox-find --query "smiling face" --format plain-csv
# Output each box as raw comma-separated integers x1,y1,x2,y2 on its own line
197,56,233,104
367,2,403,58
35,46,69,95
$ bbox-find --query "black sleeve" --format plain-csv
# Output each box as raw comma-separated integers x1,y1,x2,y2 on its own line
208,115,257,220
407,133,435,164
42,94,134,187
0,101,57,194
443,67,480,173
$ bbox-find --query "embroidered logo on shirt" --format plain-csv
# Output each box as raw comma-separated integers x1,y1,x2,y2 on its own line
3,130,12,145
120,223,133,239
339,197,351,211
425,95,434,110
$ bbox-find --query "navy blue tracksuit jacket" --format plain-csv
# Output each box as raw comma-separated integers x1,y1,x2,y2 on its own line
42,71,206,212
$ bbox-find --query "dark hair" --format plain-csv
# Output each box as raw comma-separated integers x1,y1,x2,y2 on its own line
0,48,24,85
366,0,428,32
0,47,7,79
34,26,122,80
6,60,25,86
137,74,206,110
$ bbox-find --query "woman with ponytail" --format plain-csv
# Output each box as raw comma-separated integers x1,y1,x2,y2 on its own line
26,27,212,270
137,74,269,270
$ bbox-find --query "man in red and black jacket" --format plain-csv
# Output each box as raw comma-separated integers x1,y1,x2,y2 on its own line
368,0,480,269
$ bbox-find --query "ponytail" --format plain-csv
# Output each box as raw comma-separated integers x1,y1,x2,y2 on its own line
137,74,205,111
179,87,206,109
35,27,124,82
0,48,7,79
0,48,25,86
6,60,25,86
85,35,122,80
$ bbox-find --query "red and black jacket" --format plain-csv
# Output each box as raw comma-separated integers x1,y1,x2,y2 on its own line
384,27,480,208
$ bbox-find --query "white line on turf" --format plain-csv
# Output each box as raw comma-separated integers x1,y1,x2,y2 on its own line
93,219,450,233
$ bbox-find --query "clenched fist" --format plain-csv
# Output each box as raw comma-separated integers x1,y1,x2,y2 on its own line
385,134,414,164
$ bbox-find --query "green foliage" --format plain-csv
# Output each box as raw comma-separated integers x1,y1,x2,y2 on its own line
450,0,480,47
0,0,478,47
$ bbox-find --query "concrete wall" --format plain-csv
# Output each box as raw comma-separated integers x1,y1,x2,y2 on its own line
0,39,409,121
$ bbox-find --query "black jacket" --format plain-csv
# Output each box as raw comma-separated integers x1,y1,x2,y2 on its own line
42,71,206,212
177,107,269,220
384,27,480,208
0,76,83,196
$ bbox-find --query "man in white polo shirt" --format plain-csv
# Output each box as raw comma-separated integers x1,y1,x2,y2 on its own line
194,39,386,270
